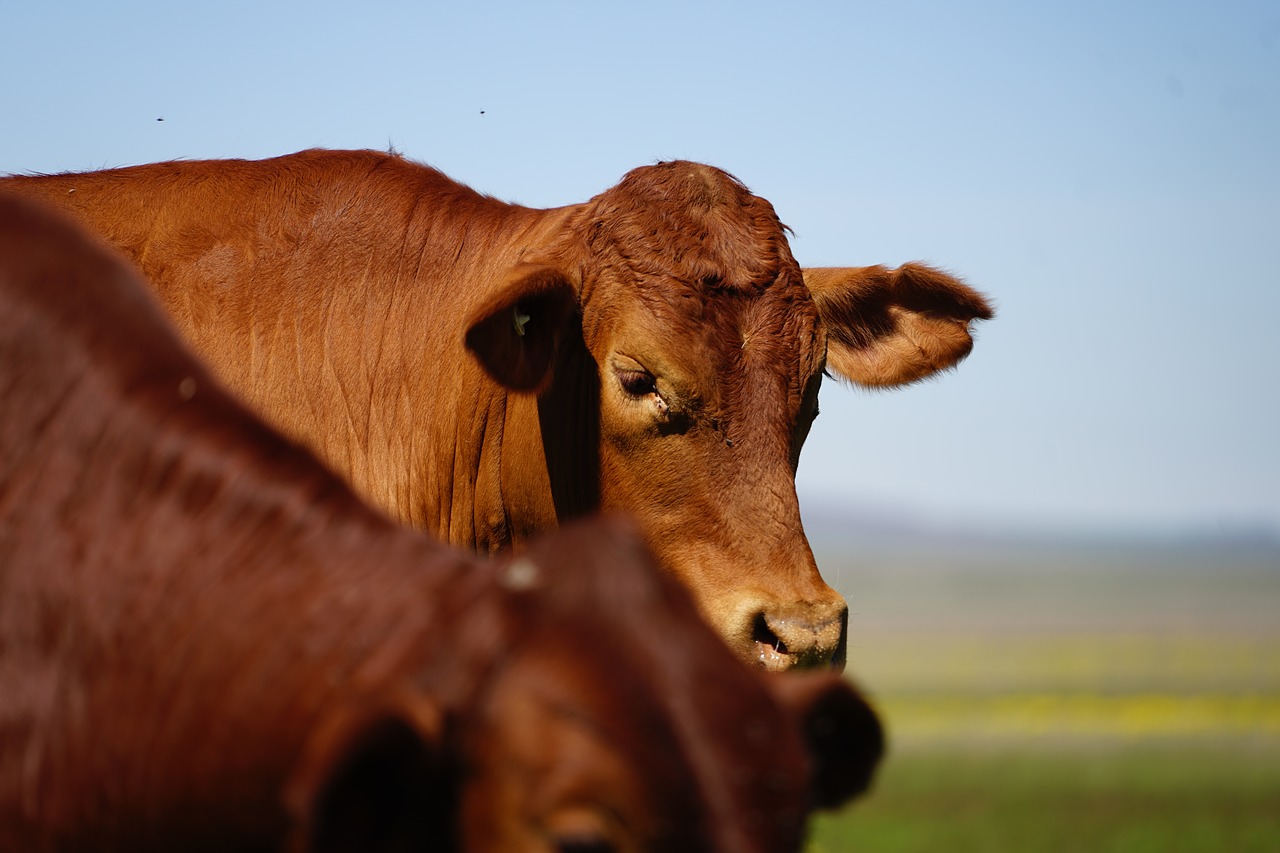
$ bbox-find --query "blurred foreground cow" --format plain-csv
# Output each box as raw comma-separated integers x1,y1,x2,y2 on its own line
0,195,883,851
2,151,992,670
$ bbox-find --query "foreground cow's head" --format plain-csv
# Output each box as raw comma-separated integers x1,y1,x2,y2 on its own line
289,517,883,852
466,161,992,671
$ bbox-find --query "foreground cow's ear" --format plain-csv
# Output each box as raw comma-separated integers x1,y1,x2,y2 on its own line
769,672,885,810
804,264,994,388
286,692,453,853
464,262,579,393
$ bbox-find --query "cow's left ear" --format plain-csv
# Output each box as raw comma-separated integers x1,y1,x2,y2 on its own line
768,672,885,810
804,264,994,388
286,692,453,853
465,262,579,393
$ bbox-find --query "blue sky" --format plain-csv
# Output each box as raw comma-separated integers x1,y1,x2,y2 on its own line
4,1,1277,536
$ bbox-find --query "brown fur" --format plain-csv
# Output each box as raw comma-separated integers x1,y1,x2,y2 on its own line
803,264,995,387
2,151,993,670
0,194,883,851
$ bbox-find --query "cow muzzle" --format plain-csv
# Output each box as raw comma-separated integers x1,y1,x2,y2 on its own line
751,600,848,673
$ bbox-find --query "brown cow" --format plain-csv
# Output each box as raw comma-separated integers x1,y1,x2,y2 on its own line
0,194,883,851
1,151,993,670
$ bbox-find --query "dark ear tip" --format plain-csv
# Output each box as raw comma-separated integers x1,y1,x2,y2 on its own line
806,682,885,808
894,262,994,322
772,673,885,810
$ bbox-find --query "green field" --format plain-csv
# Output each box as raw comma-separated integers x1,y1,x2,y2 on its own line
802,537,1280,852
810,741,1280,852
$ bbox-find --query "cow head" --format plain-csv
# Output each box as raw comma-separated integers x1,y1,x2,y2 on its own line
465,162,993,672
287,517,884,852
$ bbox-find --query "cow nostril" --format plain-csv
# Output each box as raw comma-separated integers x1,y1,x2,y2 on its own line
751,613,789,655
751,606,848,671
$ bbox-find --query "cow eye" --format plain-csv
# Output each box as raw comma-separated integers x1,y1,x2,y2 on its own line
616,368,657,398
545,807,619,853
553,836,616,853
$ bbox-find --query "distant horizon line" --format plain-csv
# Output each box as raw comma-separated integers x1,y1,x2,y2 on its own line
795,489,1280,550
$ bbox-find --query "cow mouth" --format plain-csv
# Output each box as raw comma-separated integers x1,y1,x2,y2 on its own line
752,614,796,673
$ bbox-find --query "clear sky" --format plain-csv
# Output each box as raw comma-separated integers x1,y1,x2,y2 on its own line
4,1,1277,536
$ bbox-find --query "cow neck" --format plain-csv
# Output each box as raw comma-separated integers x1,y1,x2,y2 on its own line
467,270,602,549
535,315,602,521
393,199,585,551
463,206,595,546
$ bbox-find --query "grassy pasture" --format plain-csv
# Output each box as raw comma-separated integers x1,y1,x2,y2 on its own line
809,741,1280,852
802,533,1280,852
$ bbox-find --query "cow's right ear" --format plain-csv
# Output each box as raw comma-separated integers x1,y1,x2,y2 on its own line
464,262,579,394
768,672,885,810
286,692,454,853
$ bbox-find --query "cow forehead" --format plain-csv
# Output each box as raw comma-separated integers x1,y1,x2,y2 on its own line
574,161,824,380
581,161,800,294
595,277,826,407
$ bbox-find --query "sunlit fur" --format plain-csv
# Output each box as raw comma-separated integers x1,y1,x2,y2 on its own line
804,264,994,388
565,162,842,668
1,151,992,671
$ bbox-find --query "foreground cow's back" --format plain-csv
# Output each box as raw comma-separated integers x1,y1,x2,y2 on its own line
1,151,993,671
0,194,882,851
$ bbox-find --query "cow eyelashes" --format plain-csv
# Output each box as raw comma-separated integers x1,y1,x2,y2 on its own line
553,837,616,853
616,368,657,399
615,367,672,419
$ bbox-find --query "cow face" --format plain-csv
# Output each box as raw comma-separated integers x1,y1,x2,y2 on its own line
288,520,884,852
465,162,993,673
582,270,847,673
455,635,881,853
293,662,881,853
